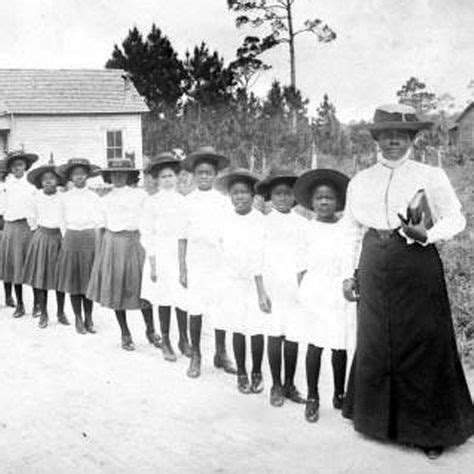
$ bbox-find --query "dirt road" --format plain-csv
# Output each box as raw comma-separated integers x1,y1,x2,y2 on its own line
0,296,472,473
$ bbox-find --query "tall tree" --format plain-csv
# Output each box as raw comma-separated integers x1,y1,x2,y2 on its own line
106,25,187,113
227,0,336,130
396,77,437,115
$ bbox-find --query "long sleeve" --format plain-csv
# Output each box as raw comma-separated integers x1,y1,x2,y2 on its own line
340,180,366,278
0,183,5,215
140,197,156,256
426,168,466,243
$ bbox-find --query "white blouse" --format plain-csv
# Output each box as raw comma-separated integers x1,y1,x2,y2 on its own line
2,175,36,222
62,186,100,231
97,186,147,232
32,191,64,230
140,189,187,256
342,157,466,275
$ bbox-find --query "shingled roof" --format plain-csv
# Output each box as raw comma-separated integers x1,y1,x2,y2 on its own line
0,69,149,115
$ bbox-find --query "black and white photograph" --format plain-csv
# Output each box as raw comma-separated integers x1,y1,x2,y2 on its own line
0,0,473,472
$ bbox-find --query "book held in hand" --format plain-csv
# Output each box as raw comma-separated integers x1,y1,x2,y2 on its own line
407,189,433,229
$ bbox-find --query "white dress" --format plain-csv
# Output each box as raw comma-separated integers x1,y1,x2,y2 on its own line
217,209,266,335
262,209,307,338
140,189,187,309
183,188,229,321
297,220,355,349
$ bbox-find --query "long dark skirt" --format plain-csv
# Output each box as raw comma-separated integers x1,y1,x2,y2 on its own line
56,229,96,295
86,230,145,310
0,220,33,284
22,227,62,290
342,229,474,448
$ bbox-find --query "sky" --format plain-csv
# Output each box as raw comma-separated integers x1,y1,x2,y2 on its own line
0,0,473,122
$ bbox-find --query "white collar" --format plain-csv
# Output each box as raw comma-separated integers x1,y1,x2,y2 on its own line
377,147,412,169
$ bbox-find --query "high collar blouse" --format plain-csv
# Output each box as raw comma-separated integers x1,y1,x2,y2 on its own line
2,175,36,222
342,158,466,275
61,186,100,231
97,186,147,232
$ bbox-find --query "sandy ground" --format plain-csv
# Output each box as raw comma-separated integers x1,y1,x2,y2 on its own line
0,294,473,474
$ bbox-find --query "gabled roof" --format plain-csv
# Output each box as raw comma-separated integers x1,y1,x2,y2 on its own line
0,69,149,115
455,102,474,124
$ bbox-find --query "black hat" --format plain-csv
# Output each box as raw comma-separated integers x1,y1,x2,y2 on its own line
27,164,63,189
6,150,39,171
215,168,260,193
294,169,349,211
146,152,182,175
182,146,230,173
59,158,101,181
368,104,432,140
255,167,298,201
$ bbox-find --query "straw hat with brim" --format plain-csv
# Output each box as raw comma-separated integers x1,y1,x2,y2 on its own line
255,168,298,201
146,152,182,175
215,168,260,194
182,146,230,173
6,151,39,171
368,104,433,140
59,158,101,181
294,169,349,211
27,165,64,189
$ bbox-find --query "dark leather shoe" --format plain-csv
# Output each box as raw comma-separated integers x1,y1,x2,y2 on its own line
305,398,320,423
423,447,443,459
57,313,70,325
270,385,285,407
85,323,96,334
187,352,201,378
32,303,42,318
333,393,344,410
250,372,264,394
178,337,192,358
5,296,15,308
162,337,177,362
75,318,87,335
283,383,306,404
214,352,237,374
146,331,162,349
121,335,135,351
13,304,25,318
38,313,49,329
237,374,251,394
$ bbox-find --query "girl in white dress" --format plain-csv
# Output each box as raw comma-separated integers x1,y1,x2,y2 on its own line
255,168,307,408
140,153,191,362
215,169,271,394
293,169,352,423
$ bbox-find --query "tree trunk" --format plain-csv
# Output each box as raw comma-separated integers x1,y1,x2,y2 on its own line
286,1,297,134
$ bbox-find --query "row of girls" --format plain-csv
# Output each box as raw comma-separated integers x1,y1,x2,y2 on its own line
0,103,473,459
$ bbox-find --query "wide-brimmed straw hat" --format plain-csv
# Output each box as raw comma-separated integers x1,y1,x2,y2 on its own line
27,164,63,189
59,158,101,181
368,104,433,139
294,169,349,211
146,152,182,175
6,150,39,171
215,168,260,193
182,146,230,173
255,167,298,201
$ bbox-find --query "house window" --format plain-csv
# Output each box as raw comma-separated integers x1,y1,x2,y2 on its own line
106,130,123,159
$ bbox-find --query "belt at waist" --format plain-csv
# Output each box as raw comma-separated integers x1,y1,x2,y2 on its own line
38,226,62,235
6,218,28,224
105,229,139,237
368,227,401,241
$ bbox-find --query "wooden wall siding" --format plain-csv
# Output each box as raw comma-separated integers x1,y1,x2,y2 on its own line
458,107,474,151
8,114,143,167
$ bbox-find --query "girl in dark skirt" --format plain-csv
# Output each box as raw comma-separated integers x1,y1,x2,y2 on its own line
342,104,474,459
86,158,162,351
0,151,40,318
57,158,101,335
255,168,307,408
0,158,15,308
23,163,69,328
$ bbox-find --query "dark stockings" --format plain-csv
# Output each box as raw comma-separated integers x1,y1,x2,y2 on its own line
283,339,298,387
115,310,130,338
141,306,155,334
14,284,23,306
159,306,171,336
251,334,264,374
215,328,226,354
331,349,347,396
176,307,188,341
233,332,246,375
71,294,83,320
189,315,202,354
4,282,12,301
268,336,283,387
